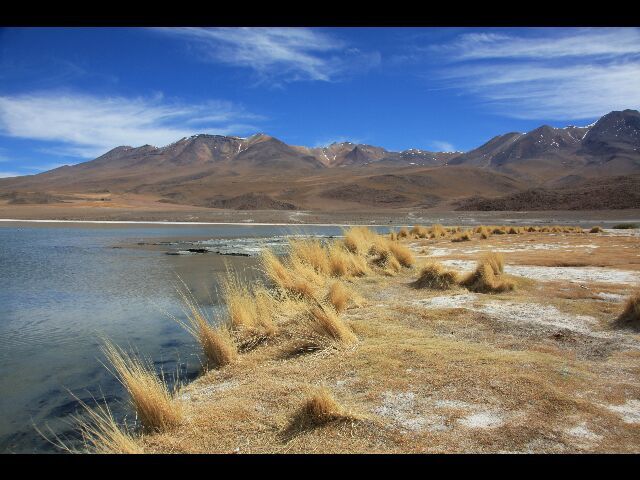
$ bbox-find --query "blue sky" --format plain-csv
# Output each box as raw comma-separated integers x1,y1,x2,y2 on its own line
1,27,639,177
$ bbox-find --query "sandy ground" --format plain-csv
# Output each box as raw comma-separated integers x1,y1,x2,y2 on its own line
123,227,640,454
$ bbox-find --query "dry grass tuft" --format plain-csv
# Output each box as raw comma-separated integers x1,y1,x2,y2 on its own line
371,249,402,275
253,286,279,336
477,226,491,239
483,251,505,275
298,387,352,426
461,252,514,294
327,242,369,277
73,398,143,454
429,224,447,238
326,281,353,313
289,238,330,275
222,273,257,330
261,248,295,290
102,341,182,433
177,289,237,368
388,241,415,267
261,249,319,300
492,227,506,235
451,230,472,242
410,225,429,238
590,226,603,233
413,263,459,290
303,305,357,347
397,227,410,239
613,292,640,329
343,226,378,255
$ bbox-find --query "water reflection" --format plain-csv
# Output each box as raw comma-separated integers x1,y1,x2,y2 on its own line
0,223,365,452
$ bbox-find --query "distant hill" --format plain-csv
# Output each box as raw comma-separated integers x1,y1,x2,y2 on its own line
1,109,639,211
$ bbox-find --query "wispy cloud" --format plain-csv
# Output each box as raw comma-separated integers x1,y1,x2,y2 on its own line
441,28,640,61
0,91,262,158
0,171,21,178
154,27,380,84
430,140,456,152
431,28,640,120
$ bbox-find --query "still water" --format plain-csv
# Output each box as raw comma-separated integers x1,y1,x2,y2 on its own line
0,222,374,452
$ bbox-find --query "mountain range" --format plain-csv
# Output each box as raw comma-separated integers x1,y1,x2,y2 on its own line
1,109,639,211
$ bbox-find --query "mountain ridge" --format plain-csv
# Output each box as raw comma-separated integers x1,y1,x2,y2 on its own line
1,109,639,211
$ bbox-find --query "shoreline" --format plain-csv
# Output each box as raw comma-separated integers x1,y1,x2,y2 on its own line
0,218,399,227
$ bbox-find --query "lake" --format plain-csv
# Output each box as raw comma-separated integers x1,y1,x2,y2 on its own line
0,222,370,453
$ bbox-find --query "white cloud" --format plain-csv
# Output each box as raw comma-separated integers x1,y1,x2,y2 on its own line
441,28,640,61
433,28,640,120
0,171,21,178
0,91,262,158
154,27,380,84
430,140,456,152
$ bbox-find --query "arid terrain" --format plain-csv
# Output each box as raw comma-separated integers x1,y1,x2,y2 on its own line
1,109,639,218
69,224,640,454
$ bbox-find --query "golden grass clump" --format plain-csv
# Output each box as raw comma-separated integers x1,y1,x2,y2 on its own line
102,341,182,433
590,226,603,233
507,226,520,234
492,227,506,235
261,248,294,289
397,227,410,239
222,274,257,330
73,399,143,454
483,251,505,274
410,225,429,238
451,230,472,242
388,241,415,267
613,293,640,329
371,249,402,275
177,289,237,368
461,252,514,294
326,281,353,313
429,224,447,238
327,242,368,277
478,226,491,239
261,249,318,299
413,262,459,290
253,286,279,336
303,305,357,347
343,226,378,255
299,387,351,425
389,231,398,241
289,238,330,275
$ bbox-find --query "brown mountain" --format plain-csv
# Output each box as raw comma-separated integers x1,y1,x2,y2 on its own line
1,109,639,212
